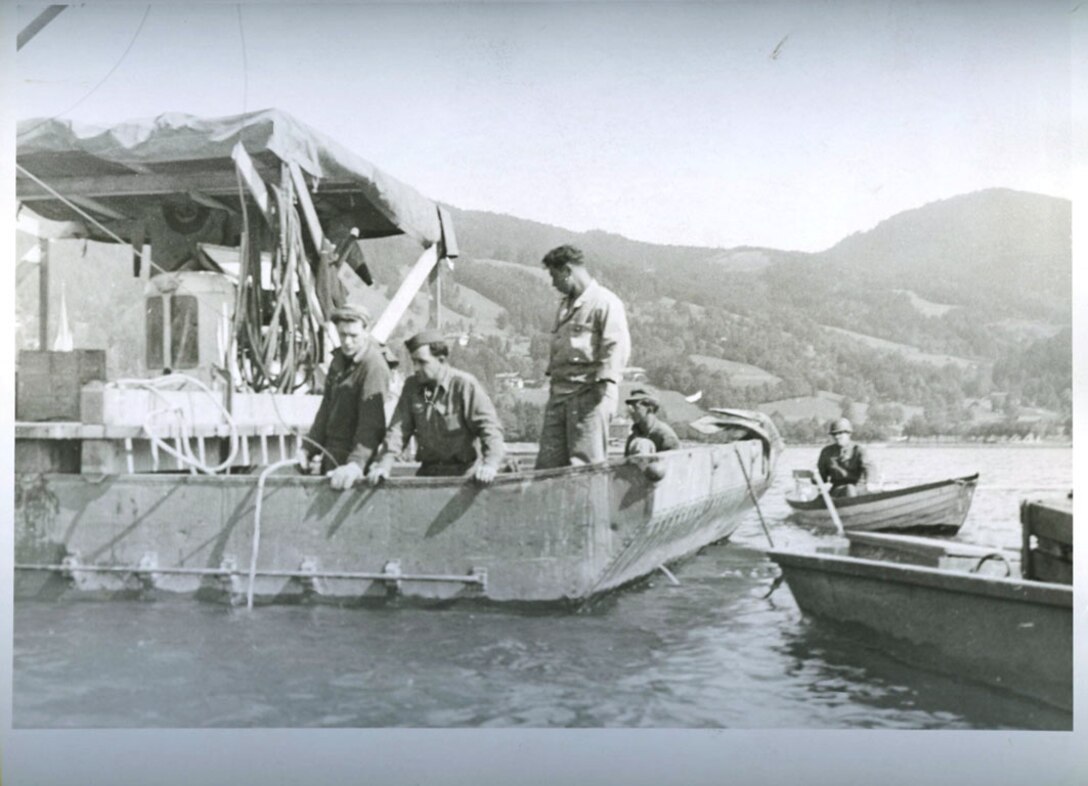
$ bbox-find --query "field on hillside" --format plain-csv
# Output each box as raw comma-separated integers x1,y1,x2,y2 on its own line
823,326,981,369
465,257,551,284
890,288,956,317
688,354,781,386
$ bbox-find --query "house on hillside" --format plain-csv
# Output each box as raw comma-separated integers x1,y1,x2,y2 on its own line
964,397,996,421
495,371,524,391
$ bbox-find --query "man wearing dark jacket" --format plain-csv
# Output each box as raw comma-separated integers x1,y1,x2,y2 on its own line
817,418,877,497
304,304,390,489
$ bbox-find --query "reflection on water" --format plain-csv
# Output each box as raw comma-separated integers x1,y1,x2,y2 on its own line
13,445,1073,729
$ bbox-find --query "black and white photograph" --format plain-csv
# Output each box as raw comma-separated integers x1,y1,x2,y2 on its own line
3,0,1083,782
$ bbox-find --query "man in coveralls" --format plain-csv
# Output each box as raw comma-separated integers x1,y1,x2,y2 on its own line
535,245,631,469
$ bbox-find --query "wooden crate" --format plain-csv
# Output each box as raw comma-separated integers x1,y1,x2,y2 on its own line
16,350,107,422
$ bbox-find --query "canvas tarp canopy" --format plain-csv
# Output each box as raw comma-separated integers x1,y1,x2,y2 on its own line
16,108,444,247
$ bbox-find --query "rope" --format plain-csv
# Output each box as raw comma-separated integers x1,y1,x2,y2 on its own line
17,6,153,140
15,164,168,275
734,444,775,548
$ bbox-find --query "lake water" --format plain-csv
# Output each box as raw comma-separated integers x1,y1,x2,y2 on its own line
12,445,1073,729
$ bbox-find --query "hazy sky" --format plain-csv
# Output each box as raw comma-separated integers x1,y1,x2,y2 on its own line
13,1,1074,252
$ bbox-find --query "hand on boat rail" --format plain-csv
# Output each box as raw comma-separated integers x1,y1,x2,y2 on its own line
328,463,364,490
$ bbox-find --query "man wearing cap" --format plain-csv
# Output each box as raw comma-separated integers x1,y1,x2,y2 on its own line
367,329,505,484
817,418,877,497
536,245,631,469
303,304,390,489
624,389,680,456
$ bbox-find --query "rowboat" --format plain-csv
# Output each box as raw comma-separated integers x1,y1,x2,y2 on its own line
15,436,779,605
785,473,979,534
767,497,1073,711
14,109,783,605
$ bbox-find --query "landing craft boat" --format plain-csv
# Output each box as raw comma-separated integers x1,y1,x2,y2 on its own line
15,436,779,604
768,497,1073,711
785,473,979,534
14,109,783,605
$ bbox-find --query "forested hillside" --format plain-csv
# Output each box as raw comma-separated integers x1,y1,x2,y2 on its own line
361,189,1072,441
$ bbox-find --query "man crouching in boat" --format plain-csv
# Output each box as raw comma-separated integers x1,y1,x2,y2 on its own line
301,304,391,490
624,389,680,456
817,418,877,498
367,329,505,485
536,245,630,469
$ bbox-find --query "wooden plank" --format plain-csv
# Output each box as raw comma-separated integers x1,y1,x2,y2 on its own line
37,238,49,349
1029,551,1073,584
17,5,67,50
1024,502,1072,545
231,143,271,221
370,244,438,344
68,195,130,220
187,189,238,214
18,170,258,200
287,161,326,251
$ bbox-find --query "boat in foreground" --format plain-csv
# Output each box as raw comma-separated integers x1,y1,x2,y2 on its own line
14,109,782,606
768,497,1073,711
16,433,779,605
785,473,979,534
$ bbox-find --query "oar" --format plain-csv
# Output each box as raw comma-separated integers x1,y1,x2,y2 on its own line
734,445,774,548
813,474,846,536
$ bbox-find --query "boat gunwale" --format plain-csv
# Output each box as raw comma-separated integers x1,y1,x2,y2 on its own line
15,443,753,489
767,547,1072,608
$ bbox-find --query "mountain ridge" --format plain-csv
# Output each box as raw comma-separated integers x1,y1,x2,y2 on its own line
368,188,1071,440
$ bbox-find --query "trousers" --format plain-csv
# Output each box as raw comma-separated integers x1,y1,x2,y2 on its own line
535,384,617,469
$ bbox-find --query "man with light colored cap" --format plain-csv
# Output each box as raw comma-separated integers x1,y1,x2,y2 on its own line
816,417,877,497
302,303,391,489
367,329,505,484
536,245,631,468
624,389,680,457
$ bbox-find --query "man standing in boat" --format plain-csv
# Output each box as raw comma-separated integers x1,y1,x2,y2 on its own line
624,389,680,456
536,245,631,469
302,304,391,489
367,329,505,484
817,418,877,497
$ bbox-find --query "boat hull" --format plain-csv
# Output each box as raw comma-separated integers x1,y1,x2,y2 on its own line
768,548,1072,711
785,473,978,534
15,441,774,604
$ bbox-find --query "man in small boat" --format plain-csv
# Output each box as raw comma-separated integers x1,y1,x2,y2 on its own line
536,245,631,469
367,329,505,484
302,304,391,489
624,389,680,456
817,418,877,497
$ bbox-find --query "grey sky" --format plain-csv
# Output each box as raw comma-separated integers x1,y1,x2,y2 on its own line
14,1,1073,252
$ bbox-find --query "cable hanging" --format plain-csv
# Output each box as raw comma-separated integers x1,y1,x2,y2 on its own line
230,165,326,393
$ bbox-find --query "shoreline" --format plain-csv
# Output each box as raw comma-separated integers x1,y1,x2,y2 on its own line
780,440,1072,449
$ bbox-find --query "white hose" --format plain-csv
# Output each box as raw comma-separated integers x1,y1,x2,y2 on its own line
107,373,240,474
247,456,302,609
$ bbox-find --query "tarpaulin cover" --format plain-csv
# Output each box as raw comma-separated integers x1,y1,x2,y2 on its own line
16,108,442,246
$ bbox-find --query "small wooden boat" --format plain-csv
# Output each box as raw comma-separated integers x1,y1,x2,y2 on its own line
785,472,979,534
768,513,1073,711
